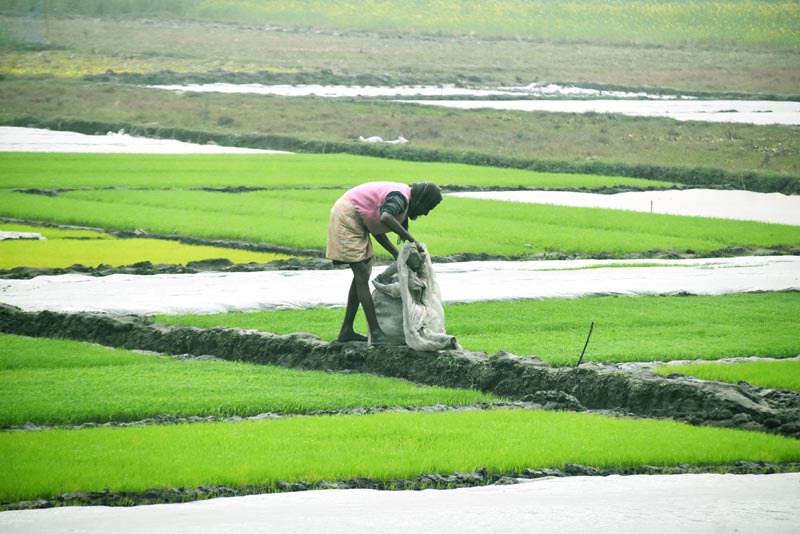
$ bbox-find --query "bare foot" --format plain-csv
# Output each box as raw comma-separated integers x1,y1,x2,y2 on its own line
336,330,368,343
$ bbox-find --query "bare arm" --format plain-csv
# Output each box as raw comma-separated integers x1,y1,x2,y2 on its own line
373,232,400,259
380,211,416,244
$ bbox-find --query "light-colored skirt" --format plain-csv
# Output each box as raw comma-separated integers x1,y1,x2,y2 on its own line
326,195,374,264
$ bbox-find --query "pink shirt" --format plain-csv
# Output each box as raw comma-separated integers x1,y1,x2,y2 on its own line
345,182,411,235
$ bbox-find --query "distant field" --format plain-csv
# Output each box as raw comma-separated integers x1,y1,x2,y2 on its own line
4,0,797,48
156,292,800,366
3,81,799,180
1,189,797,258
0,223,293,269
3,18,797,94
657,360,800,392
195,0,800,48
0,334,498,426
0,153,669,190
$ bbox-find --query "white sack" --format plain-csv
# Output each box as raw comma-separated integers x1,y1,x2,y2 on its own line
373,244,460,351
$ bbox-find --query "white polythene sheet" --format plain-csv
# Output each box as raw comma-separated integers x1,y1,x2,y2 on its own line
0,127,290,154
400,99,800,125
1,473,798,534
146,82,681,100
0,231,45,241
0,256,797,315
450,189,800,226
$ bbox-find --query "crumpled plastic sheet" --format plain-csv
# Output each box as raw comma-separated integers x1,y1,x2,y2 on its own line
0,256,797,316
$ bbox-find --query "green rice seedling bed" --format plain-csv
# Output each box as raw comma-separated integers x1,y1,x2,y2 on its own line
156,293,800,367
0,153,670,190
0,334,497,427
2,409,799,504
657,360,800,392
0,223,293,269
1,189,797,258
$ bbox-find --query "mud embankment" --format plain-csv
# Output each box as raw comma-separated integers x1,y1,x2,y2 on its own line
1,304,797,439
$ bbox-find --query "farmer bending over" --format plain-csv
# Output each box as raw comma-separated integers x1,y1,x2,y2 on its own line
327,181,442,345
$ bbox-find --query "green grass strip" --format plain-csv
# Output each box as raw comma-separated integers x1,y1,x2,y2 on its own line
0,334,498,426
1,188,797,257
0,153,669,190
156,293,800,367
657,360,800,392
0,223,292,269
2,409,799,503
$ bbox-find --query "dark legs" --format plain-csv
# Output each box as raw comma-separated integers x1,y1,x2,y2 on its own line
337,260,385,343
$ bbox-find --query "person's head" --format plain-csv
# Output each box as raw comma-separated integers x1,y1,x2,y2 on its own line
408,182,442,220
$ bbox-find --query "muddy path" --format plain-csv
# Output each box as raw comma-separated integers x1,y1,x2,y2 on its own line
1,304,798,439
